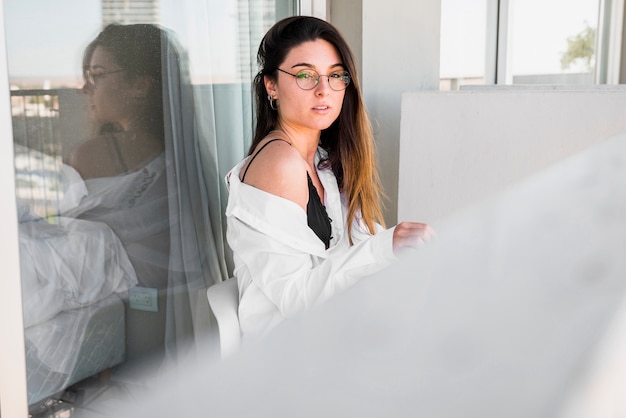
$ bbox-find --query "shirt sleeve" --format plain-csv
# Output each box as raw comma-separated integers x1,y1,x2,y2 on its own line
228,215,397,319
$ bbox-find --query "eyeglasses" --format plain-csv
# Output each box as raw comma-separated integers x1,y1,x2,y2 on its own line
276,68,350,91
84,68,126,86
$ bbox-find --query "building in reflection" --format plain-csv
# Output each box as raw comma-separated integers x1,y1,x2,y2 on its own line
236,0,277,82
102,0,160,26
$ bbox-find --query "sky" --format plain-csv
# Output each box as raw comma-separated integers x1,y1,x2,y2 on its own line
4,0,100,79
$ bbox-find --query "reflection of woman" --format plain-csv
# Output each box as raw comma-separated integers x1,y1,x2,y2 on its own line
66,23,226,361
72,24,165,178
69,24,169,289
226,16,433,339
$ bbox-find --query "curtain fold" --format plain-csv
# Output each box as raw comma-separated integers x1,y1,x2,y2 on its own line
160,30,228,360
156,0,287,360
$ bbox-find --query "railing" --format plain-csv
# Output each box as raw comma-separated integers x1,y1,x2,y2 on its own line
10,89,61,156
10,89,63,219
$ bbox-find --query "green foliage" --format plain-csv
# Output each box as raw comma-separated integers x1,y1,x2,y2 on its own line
560,24,596,71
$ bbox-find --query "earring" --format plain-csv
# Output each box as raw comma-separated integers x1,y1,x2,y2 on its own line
267,94,278,111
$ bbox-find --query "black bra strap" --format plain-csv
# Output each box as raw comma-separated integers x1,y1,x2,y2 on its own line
241,138,291,182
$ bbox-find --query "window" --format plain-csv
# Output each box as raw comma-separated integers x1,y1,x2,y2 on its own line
440,0,489,89
504,0,600,85
2,0,295,415
440,0,611,89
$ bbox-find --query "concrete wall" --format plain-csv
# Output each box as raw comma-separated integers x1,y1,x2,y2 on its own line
398,87,626,225
331,0,441,226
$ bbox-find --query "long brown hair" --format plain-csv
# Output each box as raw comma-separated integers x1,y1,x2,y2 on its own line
83,24,165,138
252,16,385,241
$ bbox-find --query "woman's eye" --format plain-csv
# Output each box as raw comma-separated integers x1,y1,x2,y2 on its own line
297,72,314,79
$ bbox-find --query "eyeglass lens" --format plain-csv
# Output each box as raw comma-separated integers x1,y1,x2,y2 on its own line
84,69,125,86
295,69,350,90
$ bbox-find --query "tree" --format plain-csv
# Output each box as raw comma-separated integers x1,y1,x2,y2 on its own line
560,24,596,72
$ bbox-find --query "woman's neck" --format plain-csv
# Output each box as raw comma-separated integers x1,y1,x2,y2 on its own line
274,124,320,165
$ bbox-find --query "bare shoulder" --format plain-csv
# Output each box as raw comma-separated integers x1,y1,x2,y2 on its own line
69,136,109,179
242,138,309,209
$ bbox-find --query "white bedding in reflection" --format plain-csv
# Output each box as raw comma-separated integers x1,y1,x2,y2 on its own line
19,216,138,329
15,144,137,329
15,145,138,405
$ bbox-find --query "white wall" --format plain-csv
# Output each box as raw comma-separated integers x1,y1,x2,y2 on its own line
332,0,441,225
0,0,28,415
398,87,626,224
362,0,441,225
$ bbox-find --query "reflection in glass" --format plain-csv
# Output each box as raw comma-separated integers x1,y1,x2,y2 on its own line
15,23,226,409
6,0,295,414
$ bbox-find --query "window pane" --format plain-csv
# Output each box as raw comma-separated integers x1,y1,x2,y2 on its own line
507,0,600,84
440,0,489,90
5,0,293,414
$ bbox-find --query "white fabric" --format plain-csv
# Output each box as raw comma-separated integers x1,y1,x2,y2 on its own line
58,163,88,213
160,34,229,360
62,154,171,289
14,145,137,328
24,294,122,379
19,217,137,329
225,148,397,339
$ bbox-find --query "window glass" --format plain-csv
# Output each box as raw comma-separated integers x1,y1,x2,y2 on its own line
507,0,599,84
440,0,489,90
440,0,602,89
4,0,294,414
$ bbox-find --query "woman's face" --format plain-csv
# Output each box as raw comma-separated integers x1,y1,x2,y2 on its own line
83,46,136,129
266,39,346,136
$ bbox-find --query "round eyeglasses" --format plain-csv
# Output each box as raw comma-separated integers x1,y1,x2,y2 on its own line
84,68,127,87
276,68,350,91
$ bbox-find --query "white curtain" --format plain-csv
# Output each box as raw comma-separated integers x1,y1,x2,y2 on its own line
160,30,229,360
159,0,284,360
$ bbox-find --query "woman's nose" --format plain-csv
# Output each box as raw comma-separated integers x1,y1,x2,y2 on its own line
315,77,331,96
82,81,94,94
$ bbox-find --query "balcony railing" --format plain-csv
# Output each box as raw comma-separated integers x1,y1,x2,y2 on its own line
11,89,69,219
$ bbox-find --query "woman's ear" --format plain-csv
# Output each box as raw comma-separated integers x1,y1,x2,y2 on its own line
264,75,277,99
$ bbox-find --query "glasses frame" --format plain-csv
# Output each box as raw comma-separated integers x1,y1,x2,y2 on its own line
276,68,350,91
84,68,127,87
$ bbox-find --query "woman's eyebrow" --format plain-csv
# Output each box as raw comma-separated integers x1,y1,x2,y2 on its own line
290,62,313,69
290,62,345,69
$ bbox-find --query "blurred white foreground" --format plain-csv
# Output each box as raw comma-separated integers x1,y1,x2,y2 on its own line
119,131,626,418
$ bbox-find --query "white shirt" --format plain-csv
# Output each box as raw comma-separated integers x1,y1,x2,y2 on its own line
225,148,397,339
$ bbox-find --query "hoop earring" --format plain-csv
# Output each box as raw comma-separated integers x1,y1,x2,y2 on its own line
267,94,278,111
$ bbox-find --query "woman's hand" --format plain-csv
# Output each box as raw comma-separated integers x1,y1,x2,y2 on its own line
392,222,434,256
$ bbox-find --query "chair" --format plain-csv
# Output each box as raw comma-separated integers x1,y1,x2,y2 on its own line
207,278,241,358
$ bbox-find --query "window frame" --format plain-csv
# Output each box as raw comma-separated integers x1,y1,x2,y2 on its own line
0,0,29,415
464,0,623,86
595,0,625,83
298,0,328,18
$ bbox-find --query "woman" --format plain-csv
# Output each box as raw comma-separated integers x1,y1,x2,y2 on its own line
72,24,165,180
69,24,170,290
66,24,224,361
226,16,433,339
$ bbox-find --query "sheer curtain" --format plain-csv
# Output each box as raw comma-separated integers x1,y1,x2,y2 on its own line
160,0,289,360
160,30,228,360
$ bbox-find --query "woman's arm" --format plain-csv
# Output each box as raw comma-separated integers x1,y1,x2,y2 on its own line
228,213,396,319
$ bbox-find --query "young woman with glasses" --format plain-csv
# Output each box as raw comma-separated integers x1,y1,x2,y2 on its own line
71,24,165,179
226,16,433,340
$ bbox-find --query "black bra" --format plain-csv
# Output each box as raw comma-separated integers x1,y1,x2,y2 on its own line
241,139,332,249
